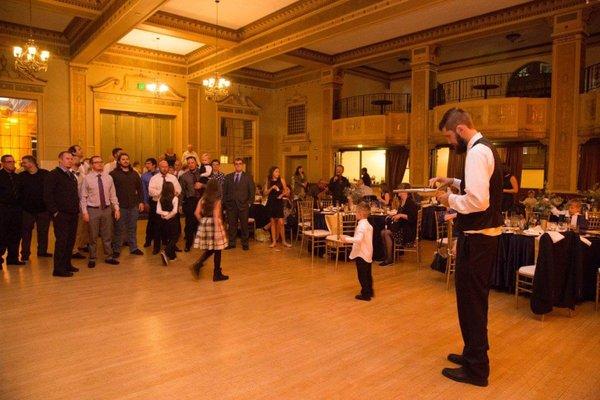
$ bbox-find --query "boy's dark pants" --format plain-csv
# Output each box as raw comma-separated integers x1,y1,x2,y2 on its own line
355,257,373,297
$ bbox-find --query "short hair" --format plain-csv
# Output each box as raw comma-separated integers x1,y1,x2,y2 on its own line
58,151,71,159
186,156,198,162
90,155,102,164
438,107,474,132
567,199,582,208
335,164,344,171
117,152,129,163
1,154,14,163
398,182,412,190
234,157,244,163
356,202,370,215
21,155,38,166
67,145,81,155
211,159,220,165
112,147,123,157
145,157,157,166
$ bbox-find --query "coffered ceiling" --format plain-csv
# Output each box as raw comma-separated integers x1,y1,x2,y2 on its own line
0,0,597,85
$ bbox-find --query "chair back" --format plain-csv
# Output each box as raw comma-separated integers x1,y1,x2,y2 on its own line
415,208,423,241
298,201,315,231
587,211,600,230
319,199,333,209
341,213,357,237
434,210,448,249
324,213,341,236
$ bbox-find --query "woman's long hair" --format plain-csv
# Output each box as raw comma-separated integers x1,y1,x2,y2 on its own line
267,166,279,181
201,179,220,211
294,165,303,177
160,181,175,211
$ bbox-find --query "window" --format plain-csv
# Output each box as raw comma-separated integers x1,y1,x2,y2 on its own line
338,149,386,185
520,145,546,189
287,104,306,136
0,97,38,161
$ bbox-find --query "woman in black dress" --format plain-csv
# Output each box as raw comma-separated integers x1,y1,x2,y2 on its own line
379,183,418,266
265,166,291,248
379,183,392,208
501,164,519,213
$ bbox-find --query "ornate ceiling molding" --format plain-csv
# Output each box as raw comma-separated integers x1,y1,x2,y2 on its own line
143,11,240,45
107,44,187,64
63,17,92,42
333,0,590,67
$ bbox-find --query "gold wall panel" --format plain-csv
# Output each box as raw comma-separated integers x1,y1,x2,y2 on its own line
579,91,600,139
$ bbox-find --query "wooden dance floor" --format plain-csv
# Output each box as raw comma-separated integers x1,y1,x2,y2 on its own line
1,225,599,400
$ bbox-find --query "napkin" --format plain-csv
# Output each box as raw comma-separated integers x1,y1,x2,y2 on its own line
523,226,544,235
580,236,592,246
546,231,564,243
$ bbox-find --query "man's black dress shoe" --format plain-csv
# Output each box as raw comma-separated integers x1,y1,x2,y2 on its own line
242,245,249,251
53,271,73,277
37,253,53,257
67,266,79,272
379,260,392,266
131,249,144,256
355,294,371,301
225,245,235,250
105,258,120,265
7,260,26,266
71,252,86,259
447,353,466,366
441,367,488,387
213,273,229,282
88,261,96,268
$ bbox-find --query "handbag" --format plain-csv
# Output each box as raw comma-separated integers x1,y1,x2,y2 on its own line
430,251,447,273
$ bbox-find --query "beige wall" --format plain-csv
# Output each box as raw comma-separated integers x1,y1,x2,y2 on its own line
341,73,387,98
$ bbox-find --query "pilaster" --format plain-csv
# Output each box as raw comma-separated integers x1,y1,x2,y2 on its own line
320,68,343,178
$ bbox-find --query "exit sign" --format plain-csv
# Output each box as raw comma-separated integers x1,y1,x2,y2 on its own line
137,82,146,90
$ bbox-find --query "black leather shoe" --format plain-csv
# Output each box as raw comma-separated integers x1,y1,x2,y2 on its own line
441,367,488,387
213,273,229,282
105,258,120,265
130,249,144,256
379,260,392,266
67,266,79,272
71,252,86,259
447,353,466,366
53,270,73,277
37,252,53,257
242,245,249,251
189,261,204,280
225,245,236,250
88,261,96,268
355,294,371,301
8,260,26,266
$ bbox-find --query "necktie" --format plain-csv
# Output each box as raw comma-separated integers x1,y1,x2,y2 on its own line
98,174,106,209
235,173,240,184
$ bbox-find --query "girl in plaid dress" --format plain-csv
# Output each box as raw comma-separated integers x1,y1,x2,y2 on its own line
190,179,229,282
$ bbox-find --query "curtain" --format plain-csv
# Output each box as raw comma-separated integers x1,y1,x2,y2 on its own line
578,139,600,190
386,146,409,189
504,145,523,185
447,149,465,182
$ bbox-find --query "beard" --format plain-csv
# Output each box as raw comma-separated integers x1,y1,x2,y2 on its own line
451,135,468,154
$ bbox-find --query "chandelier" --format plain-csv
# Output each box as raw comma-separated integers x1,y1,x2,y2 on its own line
203,0,231,101
147,37,169,96
13,0,50,74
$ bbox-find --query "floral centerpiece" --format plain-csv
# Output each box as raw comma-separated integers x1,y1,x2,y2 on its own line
580,183,600,211
344,185,363,206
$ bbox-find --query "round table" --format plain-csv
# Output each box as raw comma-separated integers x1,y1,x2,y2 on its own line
371,99,393,114
472,83,500,99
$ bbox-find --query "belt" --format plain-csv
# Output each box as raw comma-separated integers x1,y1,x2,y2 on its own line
86,205,109,209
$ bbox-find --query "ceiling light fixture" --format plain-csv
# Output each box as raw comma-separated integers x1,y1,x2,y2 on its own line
505,33,522,43
147,37,169,96
13,0,50,74
203,0,231,102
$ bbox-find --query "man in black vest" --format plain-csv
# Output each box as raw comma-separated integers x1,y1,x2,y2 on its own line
223,158,255,250
44,151,81,277
430,108,503,387
0,154,24,268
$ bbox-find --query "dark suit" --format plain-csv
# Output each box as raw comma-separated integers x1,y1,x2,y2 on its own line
44,167,79,274
0,169,22,265
223,171,255,247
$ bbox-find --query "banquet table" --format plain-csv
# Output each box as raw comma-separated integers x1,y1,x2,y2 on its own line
312,211,387,261
249,203,269,229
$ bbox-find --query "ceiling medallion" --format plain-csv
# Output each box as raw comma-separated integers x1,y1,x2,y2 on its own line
13,0,50,74
203,0,231,102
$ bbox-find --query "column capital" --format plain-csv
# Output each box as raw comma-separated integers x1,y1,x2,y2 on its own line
320,68,344,86
552,9,588,40
410,45,439,68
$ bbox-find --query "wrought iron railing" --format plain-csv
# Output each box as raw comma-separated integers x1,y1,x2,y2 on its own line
432,72,551,107
334,93,411,119
584,63,600,93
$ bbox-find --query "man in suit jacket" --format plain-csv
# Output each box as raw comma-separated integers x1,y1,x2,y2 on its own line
223,158,255,250
0,154,24,267
44,151,80,277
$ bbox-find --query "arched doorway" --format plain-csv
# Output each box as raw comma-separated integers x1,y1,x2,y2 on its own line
506,62,552,98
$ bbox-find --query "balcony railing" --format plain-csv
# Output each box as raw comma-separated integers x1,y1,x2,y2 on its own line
432,72,551,107
334,93,411,119
584,63,600,93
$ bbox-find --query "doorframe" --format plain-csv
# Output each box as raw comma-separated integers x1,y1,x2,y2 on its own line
216,111,259,177
282,151,309,181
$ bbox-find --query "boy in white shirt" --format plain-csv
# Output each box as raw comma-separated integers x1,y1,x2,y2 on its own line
343,202,374,301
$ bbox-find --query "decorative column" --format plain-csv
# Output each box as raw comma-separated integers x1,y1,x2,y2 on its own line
547,10,587,192
69,64,87,152
320,68,343,178
187,83,201,150
410,45,438,186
